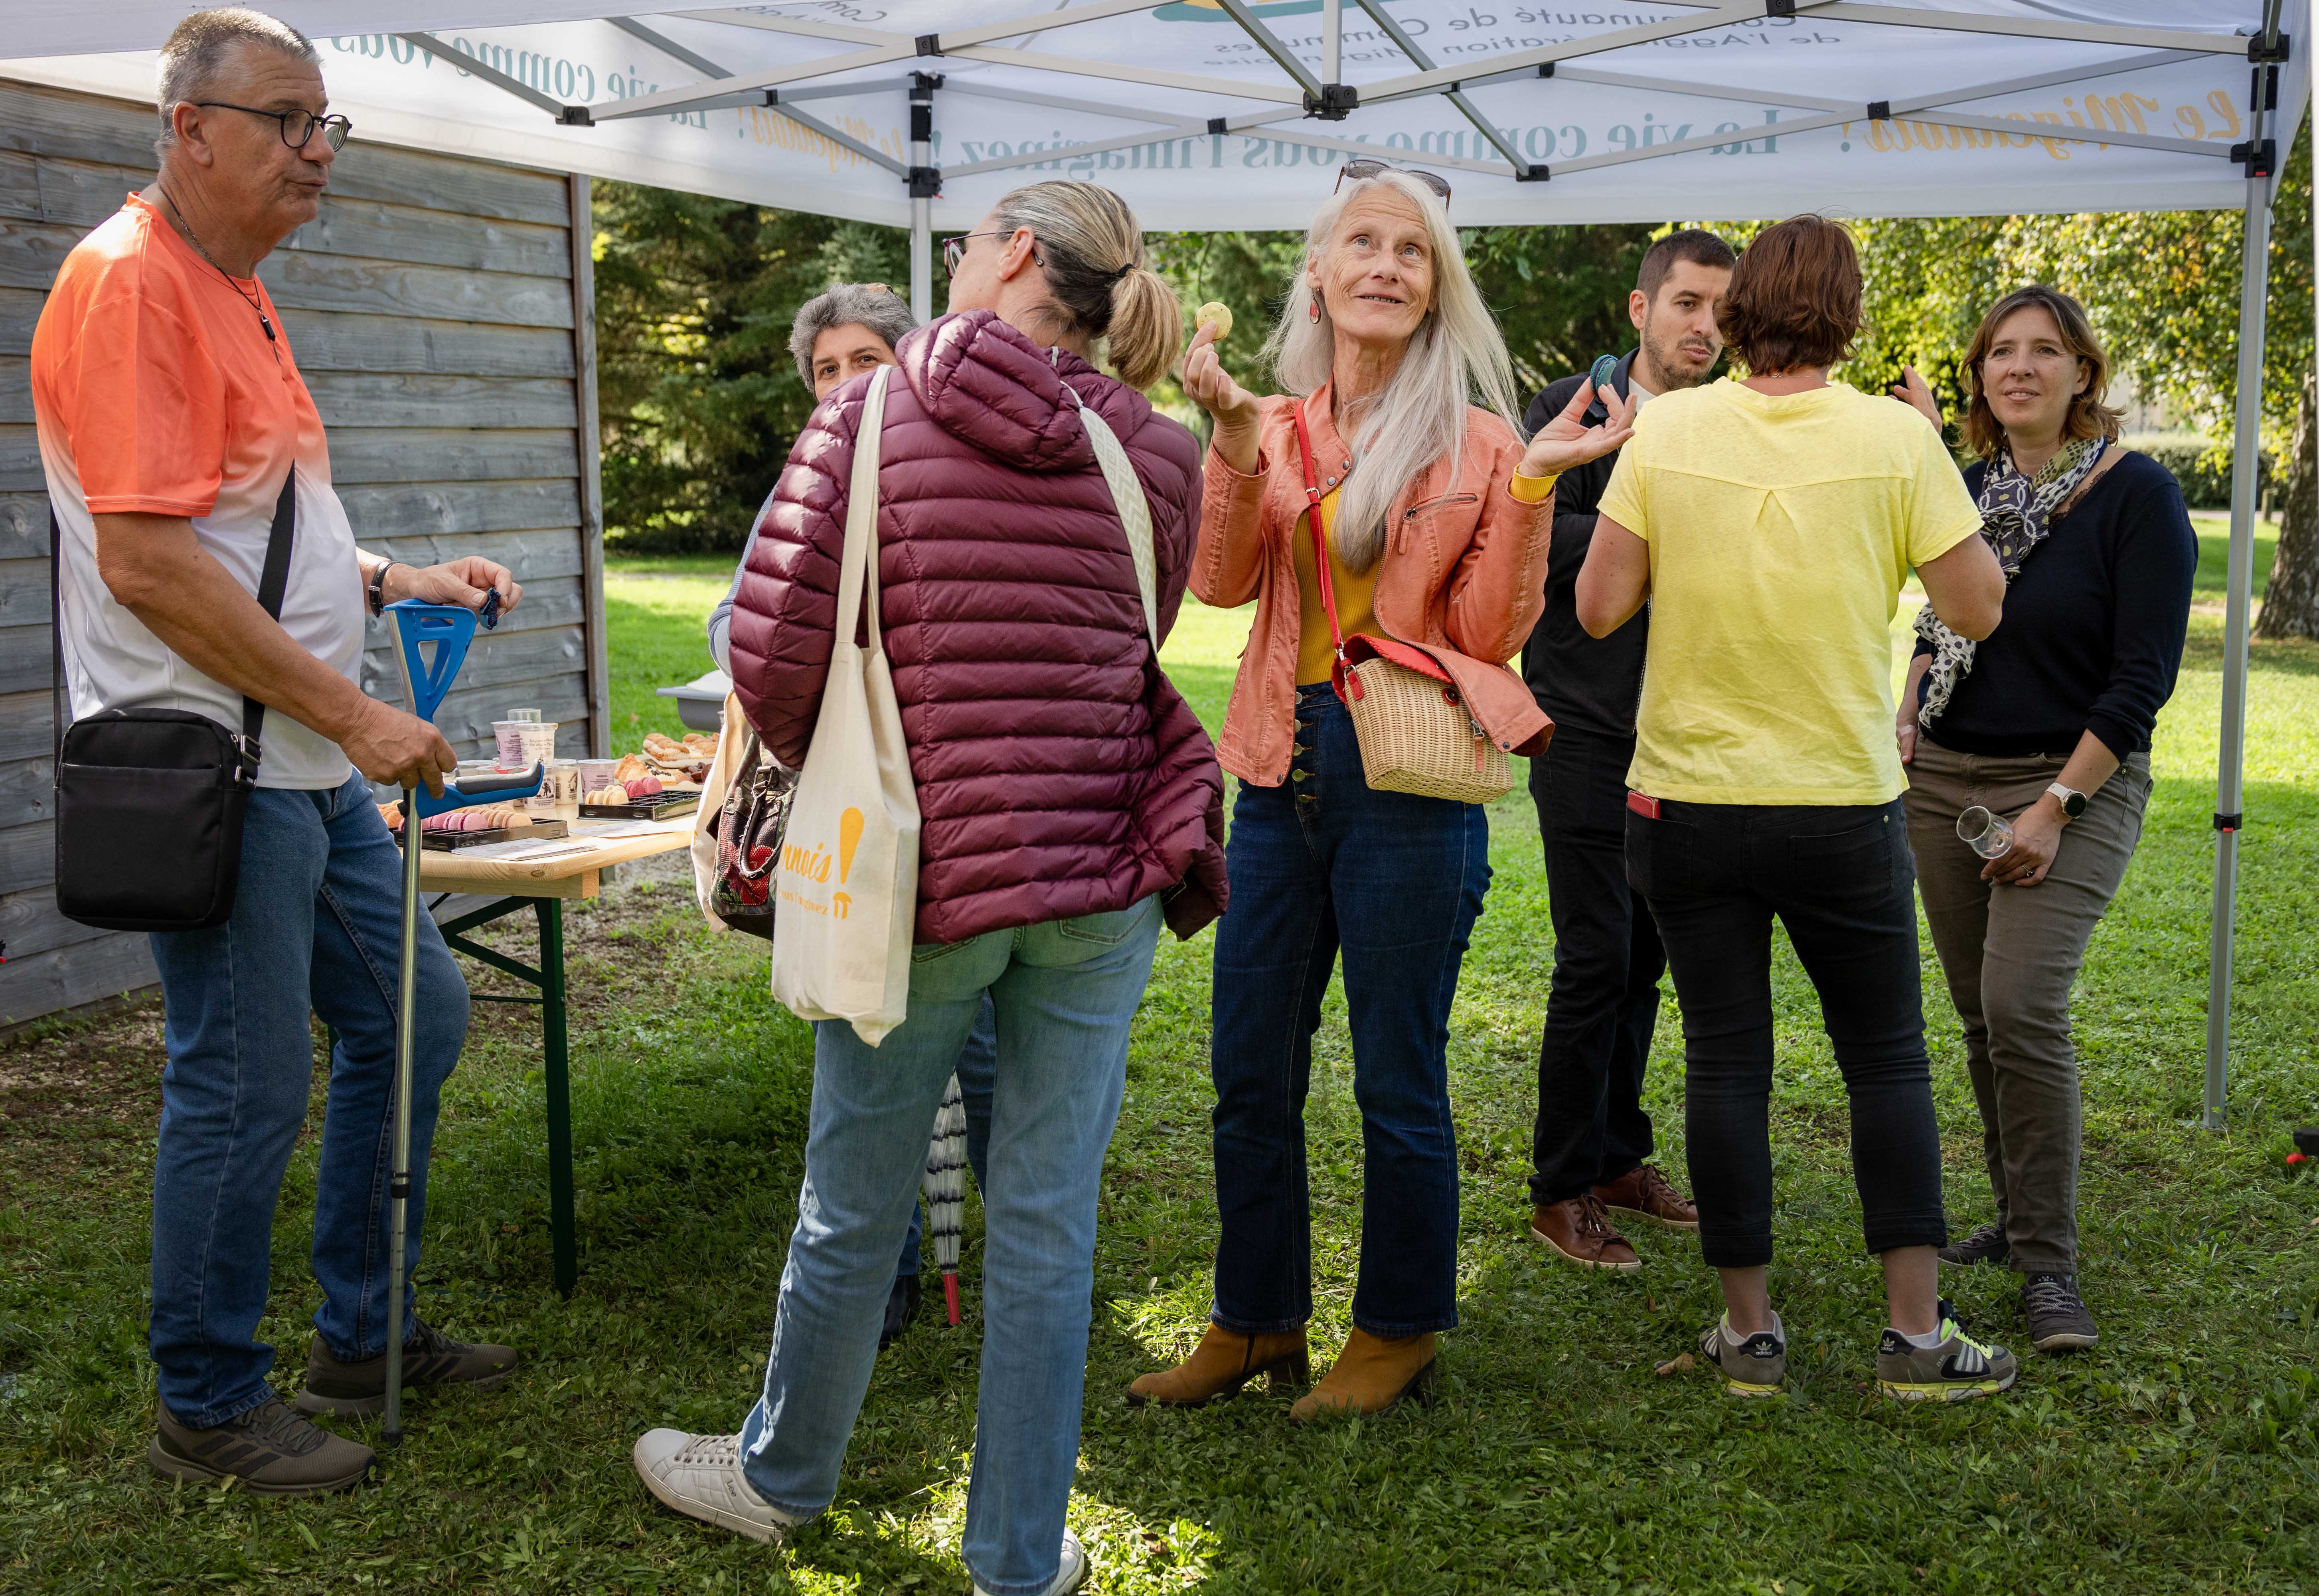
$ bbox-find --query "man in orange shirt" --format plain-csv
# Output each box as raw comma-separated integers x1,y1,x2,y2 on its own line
32,9,525,1493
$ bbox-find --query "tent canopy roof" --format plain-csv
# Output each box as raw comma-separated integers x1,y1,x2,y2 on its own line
4,2,2303,229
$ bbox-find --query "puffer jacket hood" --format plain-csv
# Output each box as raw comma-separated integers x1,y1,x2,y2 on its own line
729,310,1226,946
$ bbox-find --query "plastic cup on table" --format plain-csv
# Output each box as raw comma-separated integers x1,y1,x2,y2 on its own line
516,721,559,768
1956,805,2014,860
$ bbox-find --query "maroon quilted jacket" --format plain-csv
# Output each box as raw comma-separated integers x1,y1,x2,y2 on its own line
728,310,1227,946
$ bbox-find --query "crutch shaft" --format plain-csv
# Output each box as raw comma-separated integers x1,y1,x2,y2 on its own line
384,782,421,1445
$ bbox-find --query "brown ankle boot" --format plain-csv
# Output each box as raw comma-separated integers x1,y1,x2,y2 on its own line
1289,1327,1438,1422
1127,1323,1309,1408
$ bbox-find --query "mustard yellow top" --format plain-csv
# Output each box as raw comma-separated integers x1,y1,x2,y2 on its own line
1293,470,1558,685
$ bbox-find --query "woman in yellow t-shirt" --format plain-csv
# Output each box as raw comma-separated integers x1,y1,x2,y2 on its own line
1576,214,2015,1404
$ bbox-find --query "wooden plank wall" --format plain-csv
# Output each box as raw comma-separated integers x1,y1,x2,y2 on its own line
0,80,606,1027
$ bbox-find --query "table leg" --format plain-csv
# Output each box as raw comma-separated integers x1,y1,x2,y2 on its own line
537,897,576,1297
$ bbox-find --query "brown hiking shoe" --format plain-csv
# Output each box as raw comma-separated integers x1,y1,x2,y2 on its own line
293,1319,520,1417
1593,1164,1699,1233
1531,1194,1641,1271
149,1396,373,1495
1127,1322,1309,1408
1290,1327,1438,1422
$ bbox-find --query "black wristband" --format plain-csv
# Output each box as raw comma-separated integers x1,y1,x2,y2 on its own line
366,560,398,616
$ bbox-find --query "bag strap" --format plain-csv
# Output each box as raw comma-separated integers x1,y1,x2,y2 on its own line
49,502,65,762
832,366,894,650
242,466,297,768
1290,399,1357,703
1069,390,1159,645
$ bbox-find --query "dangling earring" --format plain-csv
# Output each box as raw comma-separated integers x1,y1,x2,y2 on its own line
1307,299,1321,325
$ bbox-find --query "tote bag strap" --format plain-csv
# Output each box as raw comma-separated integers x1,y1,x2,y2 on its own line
1070,391,1159,644
833,365,895,649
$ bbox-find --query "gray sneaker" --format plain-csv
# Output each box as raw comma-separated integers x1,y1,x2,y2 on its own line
149,1396,374,1495
1876,1303,2017,1402
2021,1273,2099,1352
294,1319,520,1416
1936,1221,2011,1267
1698,1313,1786,1398
974,1530,1090,1596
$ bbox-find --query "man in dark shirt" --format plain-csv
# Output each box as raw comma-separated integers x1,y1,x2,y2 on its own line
1521,229,1735,1271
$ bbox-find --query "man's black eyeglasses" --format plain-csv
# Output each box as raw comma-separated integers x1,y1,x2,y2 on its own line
194,103,353,152
1335,158,1451,205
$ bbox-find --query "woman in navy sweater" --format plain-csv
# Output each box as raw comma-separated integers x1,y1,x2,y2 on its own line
1892,285,2195,1356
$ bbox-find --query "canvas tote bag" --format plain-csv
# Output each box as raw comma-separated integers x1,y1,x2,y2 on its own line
769,364,921,1044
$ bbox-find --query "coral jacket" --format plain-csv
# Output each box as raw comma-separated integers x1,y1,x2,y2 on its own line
1193,381,1556,786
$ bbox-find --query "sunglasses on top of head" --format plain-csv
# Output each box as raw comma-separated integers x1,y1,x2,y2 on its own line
1335,158,1451,206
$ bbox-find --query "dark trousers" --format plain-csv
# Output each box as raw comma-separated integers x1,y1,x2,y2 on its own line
1207,685,1489,1338
1625,797,1948,1270
1527,727,1665,1207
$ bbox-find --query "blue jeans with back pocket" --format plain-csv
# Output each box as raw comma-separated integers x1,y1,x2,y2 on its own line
1624,796,1948,1270
739,895,1161,1596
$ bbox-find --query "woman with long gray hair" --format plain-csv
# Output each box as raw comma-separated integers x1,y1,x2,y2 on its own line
1128,165,1635,1420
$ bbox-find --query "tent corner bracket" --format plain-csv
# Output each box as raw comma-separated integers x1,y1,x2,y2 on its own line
559,105,594,127
1306,83,1359,120
917,34,944,58
908,165,942,199
2231,138,2277,177
2248,32,2291,64
1517,164,1549,182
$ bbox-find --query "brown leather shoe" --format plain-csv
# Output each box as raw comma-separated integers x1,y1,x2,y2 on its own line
1530,1194,1641,1271
1290,1327,1437,1422
1127,1322,1309,1408
1593,1163,1700,1233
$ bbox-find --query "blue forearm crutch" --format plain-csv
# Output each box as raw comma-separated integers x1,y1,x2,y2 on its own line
381,599,540,1446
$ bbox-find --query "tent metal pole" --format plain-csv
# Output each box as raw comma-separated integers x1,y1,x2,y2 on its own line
1323,0,1340,85
910,75,935,324
2207,174,2272,1132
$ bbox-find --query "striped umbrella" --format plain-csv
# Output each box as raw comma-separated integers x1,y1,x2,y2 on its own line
922,1073,970,1325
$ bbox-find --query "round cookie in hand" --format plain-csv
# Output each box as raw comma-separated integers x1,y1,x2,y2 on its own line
1195,301,1233,341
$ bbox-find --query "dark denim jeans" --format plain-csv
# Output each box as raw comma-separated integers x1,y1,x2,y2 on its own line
1625,797,1946,1270
145,772,470,1428
1208,684,1489,1338
1528,727,1666,1207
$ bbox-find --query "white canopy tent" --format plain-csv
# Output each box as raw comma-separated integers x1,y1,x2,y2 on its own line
6,0,2304,1124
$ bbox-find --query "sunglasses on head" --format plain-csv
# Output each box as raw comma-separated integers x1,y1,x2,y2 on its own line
1335,159,1452,205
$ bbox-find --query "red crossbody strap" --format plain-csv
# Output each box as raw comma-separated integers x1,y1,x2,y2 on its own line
1290,398,1359,702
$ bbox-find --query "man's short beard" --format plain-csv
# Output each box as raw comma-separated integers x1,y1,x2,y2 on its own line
1640,314,1719,392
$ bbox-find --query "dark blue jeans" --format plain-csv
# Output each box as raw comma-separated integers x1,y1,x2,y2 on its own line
1208,684,1489,1338
145,772,470,1428
1624,797,1948,1269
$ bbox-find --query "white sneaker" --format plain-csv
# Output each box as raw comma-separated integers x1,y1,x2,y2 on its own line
632,1428,796,1545
973,1529,1089,1596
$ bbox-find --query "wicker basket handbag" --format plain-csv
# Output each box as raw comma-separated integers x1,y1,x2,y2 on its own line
1293,400,1513,804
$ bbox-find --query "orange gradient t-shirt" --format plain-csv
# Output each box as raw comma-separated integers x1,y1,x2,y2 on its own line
31,194,363,788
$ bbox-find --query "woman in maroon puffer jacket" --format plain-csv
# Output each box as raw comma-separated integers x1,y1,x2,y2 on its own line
633,183,1219,1596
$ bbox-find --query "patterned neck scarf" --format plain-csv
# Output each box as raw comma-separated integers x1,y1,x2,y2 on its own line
1913,434,2107,726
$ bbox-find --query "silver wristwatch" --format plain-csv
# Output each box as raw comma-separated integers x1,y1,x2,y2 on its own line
2046,781,2088,820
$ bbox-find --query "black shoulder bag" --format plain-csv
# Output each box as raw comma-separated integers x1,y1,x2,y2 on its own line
51,470,297,932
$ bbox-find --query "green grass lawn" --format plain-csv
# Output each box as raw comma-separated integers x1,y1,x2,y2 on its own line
3,567,2317,1593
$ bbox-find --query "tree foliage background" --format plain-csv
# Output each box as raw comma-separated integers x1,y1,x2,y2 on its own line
593,122,2319,632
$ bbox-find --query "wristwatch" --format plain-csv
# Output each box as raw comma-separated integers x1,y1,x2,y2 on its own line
365,560,399,617
2046,781,2088,820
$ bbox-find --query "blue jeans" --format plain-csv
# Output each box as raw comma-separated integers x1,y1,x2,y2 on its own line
740,897,1161,1596
897,995,997,1280
1208,684,1489,1338
145,772,469,1427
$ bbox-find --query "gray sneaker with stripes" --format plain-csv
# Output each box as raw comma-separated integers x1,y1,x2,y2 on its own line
1875,1302,2017,1402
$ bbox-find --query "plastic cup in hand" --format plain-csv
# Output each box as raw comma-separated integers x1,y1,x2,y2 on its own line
1956,805,2014,859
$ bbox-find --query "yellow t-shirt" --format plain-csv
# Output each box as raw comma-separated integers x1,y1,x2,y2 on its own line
1294,471,1556,685
1596,378,1982,804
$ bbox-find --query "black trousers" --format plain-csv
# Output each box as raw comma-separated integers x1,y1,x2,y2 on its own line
1624,796,1948,1270
1527,727,1665,1207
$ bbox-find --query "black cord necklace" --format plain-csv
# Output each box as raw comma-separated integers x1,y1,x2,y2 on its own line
154,186,279,356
